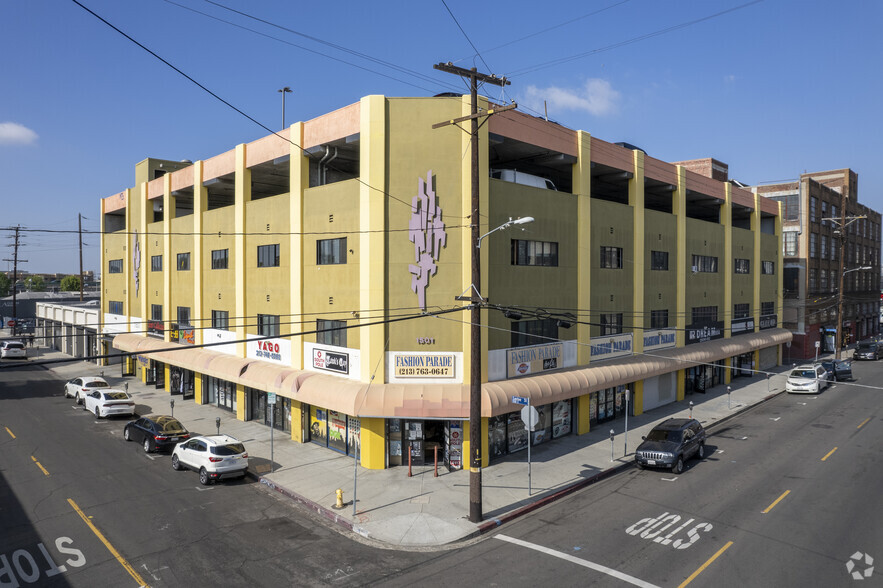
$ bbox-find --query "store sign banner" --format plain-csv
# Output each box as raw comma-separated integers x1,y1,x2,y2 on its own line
393,353,455,378
590,333,633,361
731,317,755,335
312,348,350,375
246,336,291,366
759,314,777,329
169,324,195,345
147,320,164,336
686,321,724,345
507,343,563,379
643,329,676,351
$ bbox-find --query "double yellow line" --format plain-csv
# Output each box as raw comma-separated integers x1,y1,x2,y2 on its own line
68,499,149,587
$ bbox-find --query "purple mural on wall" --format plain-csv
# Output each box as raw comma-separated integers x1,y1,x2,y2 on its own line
408,170,447,310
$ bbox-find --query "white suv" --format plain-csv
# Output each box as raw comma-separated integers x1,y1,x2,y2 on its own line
785,364,830,394
171,435,249,485
0,341,27,359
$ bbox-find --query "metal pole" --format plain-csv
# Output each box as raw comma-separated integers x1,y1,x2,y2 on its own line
624,389,629,457
278,87,292,130
610,429,615,462
468,70,483,524
527,398,532,496
78,214,84,302
270,406,275,474
353,430,358,516
727,386,731,409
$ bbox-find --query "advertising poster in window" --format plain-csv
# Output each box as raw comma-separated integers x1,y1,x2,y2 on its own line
310,407,327,445
328,411,347,453
489,416,507,458
347,418,361,457
552,400,571,438
508,413,528,453
531,404,551,445
444,420,463,471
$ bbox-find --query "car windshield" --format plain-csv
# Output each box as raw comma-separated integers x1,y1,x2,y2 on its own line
212,443,246,456
645,429,681,443
87,381,109,388
156,417,186,434
791,369,816,379
104,392,130,400
858,343,875,349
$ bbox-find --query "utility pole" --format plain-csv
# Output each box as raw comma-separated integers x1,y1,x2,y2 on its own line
433,62,515,524
823,197,865,359
79,213,85,301
278,87,292,130
3,226,27,336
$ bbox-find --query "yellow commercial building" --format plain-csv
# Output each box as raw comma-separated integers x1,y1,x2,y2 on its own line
100,94,789,470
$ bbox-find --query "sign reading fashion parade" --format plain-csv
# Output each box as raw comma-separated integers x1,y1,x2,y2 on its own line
590,333,634,361
394,353,455,378
312,348,350,375
643,329,677,351
686,321,725,345
407,170,447,310
731,317,755,335
507,343,563,379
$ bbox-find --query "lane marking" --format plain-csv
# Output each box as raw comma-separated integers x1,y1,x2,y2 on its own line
857,417,870,430
821,447,837,461
769,417,780,422
762,490,790,514
495,534,660,588
5,426,15,439
677,541,734,588
31,455,50,476
67,498,150,587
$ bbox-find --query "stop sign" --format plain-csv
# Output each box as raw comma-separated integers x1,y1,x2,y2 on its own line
6,320,14,327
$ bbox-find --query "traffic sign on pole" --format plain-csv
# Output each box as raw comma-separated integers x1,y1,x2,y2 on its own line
511,396,528,406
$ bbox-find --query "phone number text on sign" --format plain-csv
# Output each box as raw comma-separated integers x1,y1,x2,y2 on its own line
394,354,455,378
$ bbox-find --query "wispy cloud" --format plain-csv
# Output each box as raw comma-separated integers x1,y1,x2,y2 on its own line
0,122,38,145
523,79,621,117
724,74,736,84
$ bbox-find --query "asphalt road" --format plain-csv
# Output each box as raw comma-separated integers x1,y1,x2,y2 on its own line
376,361,881,587
0,363,433,587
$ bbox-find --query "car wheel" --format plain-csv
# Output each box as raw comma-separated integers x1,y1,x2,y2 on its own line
124,427,131,442
199,467,211,486
171,454,182,471
697,443,706,459
143,438,153,453
94,407,101,419
672,456,684,474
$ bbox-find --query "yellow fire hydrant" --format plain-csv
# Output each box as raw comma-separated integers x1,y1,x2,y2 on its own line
335,488,344,509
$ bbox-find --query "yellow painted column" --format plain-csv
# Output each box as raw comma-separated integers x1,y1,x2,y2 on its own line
138,185,149,341
193,161,206,345
289,122,307,369
290,400,304,443
775,199,784,366
234,144,251,357
676,369,685,401
574,131,592,365
194,373,204,405
123,189,132,333
163,364,171,393
162,176,173,345
631,381,644,416
674,167,687,347
723,183,733,338
724,357,732,384
359,96,387,383
577,393,592,434
630,150,645,354
460,416,490,468
359,417,386,470
236,385,246,421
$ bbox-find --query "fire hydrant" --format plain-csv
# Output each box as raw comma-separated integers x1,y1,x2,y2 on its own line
335,488,344,509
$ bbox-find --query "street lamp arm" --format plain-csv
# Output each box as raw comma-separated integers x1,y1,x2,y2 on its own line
477,216,534,248
844,265,872,275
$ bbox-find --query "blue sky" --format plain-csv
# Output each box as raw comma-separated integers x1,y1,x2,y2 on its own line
2,0,881,275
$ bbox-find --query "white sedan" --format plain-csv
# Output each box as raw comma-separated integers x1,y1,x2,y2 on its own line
0,340,27,359
83,389,136,418
63,376,110,404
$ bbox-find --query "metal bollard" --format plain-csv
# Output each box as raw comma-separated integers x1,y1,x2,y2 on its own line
434,445,438,477
407,450,412,477
610,429,615,462
689,401,694,419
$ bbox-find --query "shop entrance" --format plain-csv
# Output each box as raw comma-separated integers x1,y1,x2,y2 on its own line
388,419,459,469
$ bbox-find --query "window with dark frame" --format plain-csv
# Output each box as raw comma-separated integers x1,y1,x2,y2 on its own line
211,310,229,330
177,252,190,271
734,303,750,319
650,250,669,271
211,249,228,269
316,238,346,265
108,259,123,274
761,301,775,316
151,255,162,272
783,232,798,256
691,306,718,323
258,314,280,337
762,260,775,274
108,300,123,315
151,304,162,321
510,319,558,348
177,306,191,326
600,246,623,269
650,309,669,329
735,258,750,274
692,254,718,273
600,313,623,335
511,239,559,266
257,244,280,268
316,319,347,347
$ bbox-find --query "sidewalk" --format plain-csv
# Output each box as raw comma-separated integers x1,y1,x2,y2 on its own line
22,344,802,549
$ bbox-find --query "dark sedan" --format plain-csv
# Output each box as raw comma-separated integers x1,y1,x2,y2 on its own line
124,415,190,453
821,359,853,381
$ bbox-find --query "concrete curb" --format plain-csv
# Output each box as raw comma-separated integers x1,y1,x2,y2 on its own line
253,473,355,533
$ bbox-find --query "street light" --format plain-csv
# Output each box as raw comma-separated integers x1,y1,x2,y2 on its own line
836,265,872,358
277,87,292,130
466,215,534,523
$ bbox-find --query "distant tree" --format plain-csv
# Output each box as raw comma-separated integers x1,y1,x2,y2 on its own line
60,275,81,292
0,274,9,296
24,275,46,292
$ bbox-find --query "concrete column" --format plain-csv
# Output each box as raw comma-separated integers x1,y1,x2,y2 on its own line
630,149,645,354
289,123,307,369
574,131,592,365
723,183,733,338
674,167,687,347
234,144,251,357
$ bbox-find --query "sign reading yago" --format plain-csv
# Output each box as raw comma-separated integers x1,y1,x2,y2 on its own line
507,343,564,379
394,353,456,378
312,348,350,375
408,170,447,310
643,329,677,351
590,333,634,361
246,335,291,366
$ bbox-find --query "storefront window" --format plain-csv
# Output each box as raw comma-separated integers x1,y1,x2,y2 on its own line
507,413,528,453
310,406,327,446
532,404,552,445
328,411,347,453
203,376,235,411
489,415,507,459
552,400,571,438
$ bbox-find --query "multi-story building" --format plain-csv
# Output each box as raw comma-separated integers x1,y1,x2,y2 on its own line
100,94,788,470
755,169,880,361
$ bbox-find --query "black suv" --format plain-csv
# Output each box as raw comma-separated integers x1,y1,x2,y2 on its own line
635,418,707,474
853,340,880,361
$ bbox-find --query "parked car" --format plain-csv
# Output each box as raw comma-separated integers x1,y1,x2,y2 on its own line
124,415,190,453
171,435,249,485
821,359,853,382
635,418,707,474
0,340,27,359
83,389,136,418
785,364,831,394
64,376,110,404
853,340,880,361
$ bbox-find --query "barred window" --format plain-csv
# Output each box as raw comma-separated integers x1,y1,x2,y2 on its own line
258,314,280,337
650,309,668,329
734,303,750,319
151,255,162,272
821,235,828,259
211,249,228,270
761,301,775,316
734,258,750,274
761,260,775,275
692,254,718,273
317,319,347,347
316,238,345,265
600,246,623,269
151,304,162,321
212,310,229,330
600,313,623,335
809,233,817,258
108,300,123,315
512,240,558,266
177,306,191,326
177,252,190,271
783,232,798,256
108,259,123,274
809,268,817,292
258,244,280,268
810,196,817,222
510,318,558,347
650,250,669,271
691,306,718,323
820,270,828,292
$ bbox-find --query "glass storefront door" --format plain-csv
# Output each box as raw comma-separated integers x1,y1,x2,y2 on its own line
203,376,235,412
